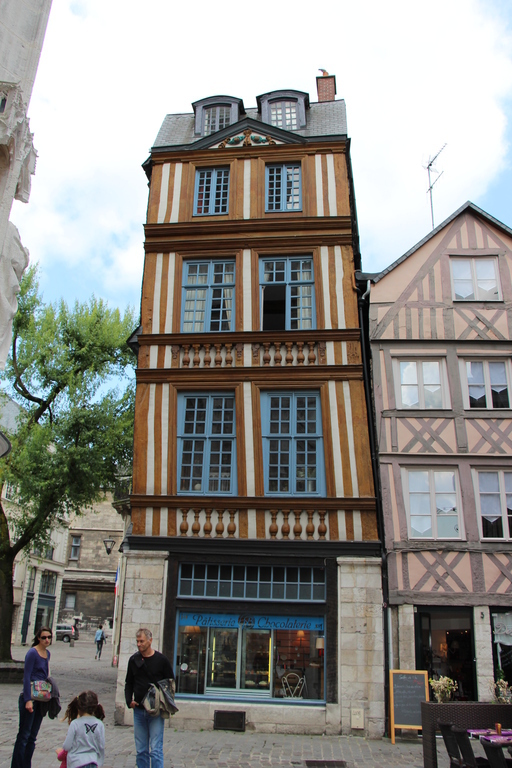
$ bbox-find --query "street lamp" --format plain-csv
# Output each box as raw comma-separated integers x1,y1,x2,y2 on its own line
103,537,116,555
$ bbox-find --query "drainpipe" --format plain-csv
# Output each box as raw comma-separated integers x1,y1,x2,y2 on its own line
356,275,391,737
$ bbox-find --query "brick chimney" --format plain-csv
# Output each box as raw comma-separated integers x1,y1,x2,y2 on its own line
316,73,337,102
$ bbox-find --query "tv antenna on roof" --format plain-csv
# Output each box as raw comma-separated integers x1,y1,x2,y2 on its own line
424,143,447,230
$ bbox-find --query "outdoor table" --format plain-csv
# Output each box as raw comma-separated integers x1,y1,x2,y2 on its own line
469,730,512,738
480,734,512,747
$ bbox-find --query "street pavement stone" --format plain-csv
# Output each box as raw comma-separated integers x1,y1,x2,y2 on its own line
0,636,470,767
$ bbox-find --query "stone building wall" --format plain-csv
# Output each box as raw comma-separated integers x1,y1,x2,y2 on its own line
115,550,168,725
338,557,385,738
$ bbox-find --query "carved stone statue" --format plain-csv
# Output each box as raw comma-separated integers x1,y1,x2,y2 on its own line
0,221,29,370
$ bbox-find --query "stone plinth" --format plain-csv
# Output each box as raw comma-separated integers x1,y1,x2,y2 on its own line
0,660,24,684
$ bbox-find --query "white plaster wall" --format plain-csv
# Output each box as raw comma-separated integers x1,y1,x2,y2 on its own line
338,557,385,738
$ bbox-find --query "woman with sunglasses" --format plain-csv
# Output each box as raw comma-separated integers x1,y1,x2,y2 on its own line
11,626,53,768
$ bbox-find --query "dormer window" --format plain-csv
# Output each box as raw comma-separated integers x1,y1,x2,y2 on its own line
270,101,298,130
192,96,245,137
257,89,309,131
204,105,232,136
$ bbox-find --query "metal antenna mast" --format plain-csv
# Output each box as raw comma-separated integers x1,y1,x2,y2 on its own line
424,143,447,230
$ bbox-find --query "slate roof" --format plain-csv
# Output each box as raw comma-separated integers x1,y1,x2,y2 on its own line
371,201,512,284
153,99,347,150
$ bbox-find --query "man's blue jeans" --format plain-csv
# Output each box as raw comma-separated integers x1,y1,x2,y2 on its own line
11,694,44,768
133,705,165,768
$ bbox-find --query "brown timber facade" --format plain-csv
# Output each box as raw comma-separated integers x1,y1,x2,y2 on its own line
115,79,384,735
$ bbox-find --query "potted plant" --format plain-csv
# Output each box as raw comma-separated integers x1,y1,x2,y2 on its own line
489,670,512,704
429,675,458,703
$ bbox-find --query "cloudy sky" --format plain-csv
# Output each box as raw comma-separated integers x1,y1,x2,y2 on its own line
10,0,512,314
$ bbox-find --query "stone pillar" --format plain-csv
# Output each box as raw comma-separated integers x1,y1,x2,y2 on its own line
474,606,494,701
397,604,415,669
114,550,168,725
338,556,384,738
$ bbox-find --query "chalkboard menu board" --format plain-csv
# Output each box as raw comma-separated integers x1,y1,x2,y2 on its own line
389,670,429,744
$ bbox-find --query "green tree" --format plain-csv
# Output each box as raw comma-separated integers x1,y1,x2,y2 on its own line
0,266,136,660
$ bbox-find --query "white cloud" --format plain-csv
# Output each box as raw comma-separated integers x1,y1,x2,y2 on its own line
10,0,512,305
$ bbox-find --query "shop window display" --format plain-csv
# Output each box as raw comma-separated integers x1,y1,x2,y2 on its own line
175,612,325,701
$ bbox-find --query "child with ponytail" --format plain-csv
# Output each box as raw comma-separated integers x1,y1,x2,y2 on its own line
58,690,105,768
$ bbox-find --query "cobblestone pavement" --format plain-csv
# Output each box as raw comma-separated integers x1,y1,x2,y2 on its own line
0,637,463,767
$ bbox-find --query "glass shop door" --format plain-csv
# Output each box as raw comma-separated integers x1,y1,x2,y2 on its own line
206,628,238,691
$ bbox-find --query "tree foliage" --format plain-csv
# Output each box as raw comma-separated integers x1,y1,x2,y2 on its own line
0,266,136,659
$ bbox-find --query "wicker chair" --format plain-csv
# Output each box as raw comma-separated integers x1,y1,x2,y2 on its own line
438,722,462,768
452,727,489,768
480,741,509,768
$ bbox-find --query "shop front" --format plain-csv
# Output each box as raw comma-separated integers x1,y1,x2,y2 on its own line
173,562,327,704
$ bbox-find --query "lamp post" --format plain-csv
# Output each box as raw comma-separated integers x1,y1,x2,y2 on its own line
103,537,116,555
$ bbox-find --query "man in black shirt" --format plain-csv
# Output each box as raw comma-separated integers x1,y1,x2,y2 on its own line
125,628,174,768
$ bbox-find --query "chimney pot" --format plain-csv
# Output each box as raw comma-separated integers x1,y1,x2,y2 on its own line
316,74,337,103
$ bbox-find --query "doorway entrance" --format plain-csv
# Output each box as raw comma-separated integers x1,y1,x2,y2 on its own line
415,607,476,700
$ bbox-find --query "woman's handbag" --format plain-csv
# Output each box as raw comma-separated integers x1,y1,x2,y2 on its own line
30,679,52,701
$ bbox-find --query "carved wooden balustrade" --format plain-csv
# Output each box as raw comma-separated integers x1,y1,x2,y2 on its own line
174,339,325,368
137,330,361,370
175,505,328,540
130,497,374,541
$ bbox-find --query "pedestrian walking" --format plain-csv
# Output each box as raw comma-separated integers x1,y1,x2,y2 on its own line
11,625,53,768
94,626,106,660
124,628,174,768
60,690,105,768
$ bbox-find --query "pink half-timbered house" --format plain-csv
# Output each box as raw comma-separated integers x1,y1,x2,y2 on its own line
369,202,512,701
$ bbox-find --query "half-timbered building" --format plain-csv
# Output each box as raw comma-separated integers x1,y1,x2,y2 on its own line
369,202,512,702
115,75,384,736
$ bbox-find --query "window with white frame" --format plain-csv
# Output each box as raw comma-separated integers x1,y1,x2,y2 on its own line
203,105,231,136
269,100,298,130
64,593,76,610
463,360,510,409
194,167,230,215
178,394,236,494
395,359,448,409
451,257,501,301
477,470,512,539
266,163,301,212
182,260,234,333
260,256,315,331
69,536,81,561
261,391,325,495
405,468,461,539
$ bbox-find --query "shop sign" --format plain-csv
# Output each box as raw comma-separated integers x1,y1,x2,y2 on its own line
179,612,324,631
493,612,512,645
